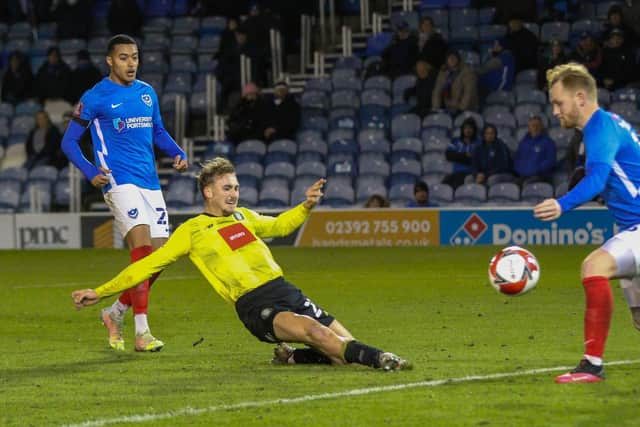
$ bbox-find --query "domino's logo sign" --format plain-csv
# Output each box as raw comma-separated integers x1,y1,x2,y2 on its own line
112,118,125,132
450,213,488,245
127,208,139,219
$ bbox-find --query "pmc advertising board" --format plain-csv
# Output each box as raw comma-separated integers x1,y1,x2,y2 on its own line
440,208,617,246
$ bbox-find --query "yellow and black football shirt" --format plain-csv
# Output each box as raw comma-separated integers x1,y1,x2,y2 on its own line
94,204,311,304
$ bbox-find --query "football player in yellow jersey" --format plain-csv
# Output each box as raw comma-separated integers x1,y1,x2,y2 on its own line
72,157,411,371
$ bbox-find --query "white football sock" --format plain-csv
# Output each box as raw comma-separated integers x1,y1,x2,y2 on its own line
584,354,603,366
110,300,129,317
134,314,150,335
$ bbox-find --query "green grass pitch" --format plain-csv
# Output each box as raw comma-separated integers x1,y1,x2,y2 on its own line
2,246,640,426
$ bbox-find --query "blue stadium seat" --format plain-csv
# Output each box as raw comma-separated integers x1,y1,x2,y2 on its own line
450,8,478,28
170,35,198,54
485,90,515,108
334,55,363,72
364,76,391,92
423,134,450,155
235,161,264,183
429,182,454,205
390,158,422,186
359,136,391,155
305,78,332,93
540,21,570,43
200,16,227,36
301,90,329,110
392,75,417,101
488,182,520,205
264,161,295,181
301,115,328,133
356,176,387,202
391,114,421,140
331,90,360,109
392,137,422,161
10,116,35,137
259,185,290,208
359,155,390,178
388,183,414,204
296,161,326,180
0,181,21,212
453,111,484,130
144,0,173,17
361,89,391,108
521,182,554,204
173,16,199,36
516,87,547,105
365,33,392,57
323,179,355,207
15,100,41,117
359,105,389,131
454,183,487,205
423,112,453,132
298,136,328,160
0,103,14,118
236,139,267,158
484,111,517,129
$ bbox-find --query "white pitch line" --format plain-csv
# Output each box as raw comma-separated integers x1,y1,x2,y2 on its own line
8,275,200,289
63,358,640,427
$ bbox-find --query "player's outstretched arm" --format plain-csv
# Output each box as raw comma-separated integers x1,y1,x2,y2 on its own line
71,289,100,309
533,198,562,221
303,178,326,209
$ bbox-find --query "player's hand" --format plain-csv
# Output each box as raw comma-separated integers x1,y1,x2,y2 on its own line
90,166,111,188
303,178,326,209
533,198,562,221
173,155,188,172
71,289,100,309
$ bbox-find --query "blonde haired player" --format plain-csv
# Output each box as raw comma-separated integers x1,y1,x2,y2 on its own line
534,63,640,382
72,158,411,371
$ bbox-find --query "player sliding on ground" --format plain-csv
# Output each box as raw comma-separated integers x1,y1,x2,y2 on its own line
72,157,411,371
534,63,640,383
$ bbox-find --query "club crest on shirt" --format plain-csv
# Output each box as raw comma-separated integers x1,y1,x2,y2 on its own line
127,208,139,219
141,94,152,107
233,211,245,221
112,118,125,132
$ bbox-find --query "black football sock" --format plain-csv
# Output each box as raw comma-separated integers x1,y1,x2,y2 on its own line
292,348,332,364
343,340,383,368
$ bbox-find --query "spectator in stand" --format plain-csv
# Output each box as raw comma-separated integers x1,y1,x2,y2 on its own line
570,32,602,80
472,124,512,185
54,0,92,39
69,50,103,104
25,111,67,170
364,194,390,208
513,116,557,185
538,40,568,90
216,24,266,112
227,83,267,143
107,0,143,37
244,2,280,61
381,21,419,79
215,17,239,61
477,38,516,97
262,81,300,142
504,16,539,73
406,181,437,207
34,47,72,103
1,51,33,105
432,50,479,114
603,4,636,48
444,117,480,189
417,16,447,71
600,29,636,91
403,59,436,119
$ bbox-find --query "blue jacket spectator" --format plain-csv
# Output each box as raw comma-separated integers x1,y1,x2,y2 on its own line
472,124,512,184
514,116,557,183
444,117,480,189
478,39,516,95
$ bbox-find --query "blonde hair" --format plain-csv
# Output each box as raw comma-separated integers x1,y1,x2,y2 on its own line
197,157,235,195
546,62,597,103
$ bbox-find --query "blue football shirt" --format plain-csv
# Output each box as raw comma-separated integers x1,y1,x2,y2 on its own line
559,108,640,229
77,78,179,191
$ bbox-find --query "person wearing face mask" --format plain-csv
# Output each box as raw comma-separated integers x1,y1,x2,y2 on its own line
262,81,300,143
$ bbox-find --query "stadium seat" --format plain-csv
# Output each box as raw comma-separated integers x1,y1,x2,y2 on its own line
392,75,417,100
305,78,332,93
268,139,297,158
323,180,355,207
391,114,421,140
359,136,391,155
521,182,554,204
540,21,570,43
364,75,391,92
298,137,328,160
204,140,234,159
514,104,544,127
484,111,517,130
392,137,422,161
478,24,506,42
423,112,453,132
200,16,227,36
453,111,484,130
488,182,520,204
516,87,547,105
361,89,392,108
264,161,295,181
388,183,414,204
423,134,450,155
359,155,390,178
301,91,329,111
485,90,515,108
334,55,362,72
259,185,290,208
0,181,21,212
236,139,267,158
239,186,258,207
454,183,487,205
331,90,360,109
359,105,389,130
296,161,326,180
390,158,422,185
429,182,454,205
235,161,263,182
356,176,387,202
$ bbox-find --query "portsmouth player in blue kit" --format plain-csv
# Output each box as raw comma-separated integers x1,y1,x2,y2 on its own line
534,63,640,383
61,34,188,352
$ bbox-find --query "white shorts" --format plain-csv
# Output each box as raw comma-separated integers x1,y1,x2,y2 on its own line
602,225,640,278
104,184,169,239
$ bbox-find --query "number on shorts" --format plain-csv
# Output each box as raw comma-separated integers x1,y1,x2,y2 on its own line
303,298,323,318
156,207,167,225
